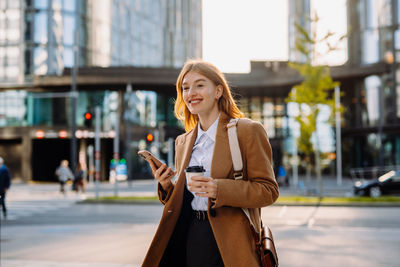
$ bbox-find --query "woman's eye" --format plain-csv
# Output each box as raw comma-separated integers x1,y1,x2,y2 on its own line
183,87,189,91
197,84,203,87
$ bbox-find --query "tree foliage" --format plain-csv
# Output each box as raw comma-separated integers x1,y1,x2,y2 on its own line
286,14,344,158
286,12,346,194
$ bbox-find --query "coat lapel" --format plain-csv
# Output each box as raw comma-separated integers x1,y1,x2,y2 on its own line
175,126,198,183
210,113,233,179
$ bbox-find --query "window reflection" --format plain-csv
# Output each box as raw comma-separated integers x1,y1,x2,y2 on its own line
33,46,48,74
63,0,76,12
364,75,381,126
34,0,48,9
0,91,27,127
63,47,73,67
63,15,75,45
362,30,379,64
34,12,47,43
124,90,157,127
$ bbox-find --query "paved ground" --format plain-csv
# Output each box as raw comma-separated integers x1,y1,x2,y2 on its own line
2,178,400,267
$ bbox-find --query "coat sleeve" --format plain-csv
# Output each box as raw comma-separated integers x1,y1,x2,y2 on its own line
212,121,279,209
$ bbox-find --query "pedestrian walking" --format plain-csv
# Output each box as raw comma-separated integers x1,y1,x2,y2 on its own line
277,165,288,187
74,162,87,198
55,160,74,194
142,60,279,267
0,156,11,219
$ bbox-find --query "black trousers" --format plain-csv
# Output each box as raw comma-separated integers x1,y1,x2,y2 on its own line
186,217,224,267
0,192,6,216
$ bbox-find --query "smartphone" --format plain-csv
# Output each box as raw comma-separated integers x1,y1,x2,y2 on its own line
138,150,174,177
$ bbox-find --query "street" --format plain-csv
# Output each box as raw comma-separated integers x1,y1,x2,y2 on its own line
1,182,400,267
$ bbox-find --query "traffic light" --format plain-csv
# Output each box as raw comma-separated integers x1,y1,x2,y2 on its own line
146,133,154,143
84,111,93,127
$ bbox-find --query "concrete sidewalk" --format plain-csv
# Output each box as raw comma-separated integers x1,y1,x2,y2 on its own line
8,176,353,199
279,175,355,197
9,175,355,200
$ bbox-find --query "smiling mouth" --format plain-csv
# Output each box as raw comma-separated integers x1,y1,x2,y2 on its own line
189,99,202,104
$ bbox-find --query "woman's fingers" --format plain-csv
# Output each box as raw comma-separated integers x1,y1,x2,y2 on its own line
148,160,157,173
152,163,175,183
188,176,217,198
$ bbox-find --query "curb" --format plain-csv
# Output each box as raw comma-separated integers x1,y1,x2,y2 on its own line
78,199,400,207
273,202,400,207
78,199,161,205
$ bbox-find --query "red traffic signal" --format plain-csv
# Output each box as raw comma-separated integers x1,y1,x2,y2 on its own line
146,133,154,142
84,112,92,120
84,112,93,127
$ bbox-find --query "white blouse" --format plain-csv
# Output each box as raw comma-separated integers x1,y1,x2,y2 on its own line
187,115,220,211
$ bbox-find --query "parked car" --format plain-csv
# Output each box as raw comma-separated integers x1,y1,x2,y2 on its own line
353,170,400,197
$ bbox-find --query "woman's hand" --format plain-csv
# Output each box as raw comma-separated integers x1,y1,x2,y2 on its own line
149,161,176,192
188,176,217,198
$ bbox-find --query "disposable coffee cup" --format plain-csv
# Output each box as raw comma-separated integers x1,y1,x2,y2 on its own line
185,166,205,189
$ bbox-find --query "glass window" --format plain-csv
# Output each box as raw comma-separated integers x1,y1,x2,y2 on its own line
6,9,20,20
377,0,392,27
6,46,18,57
397,76,400,118
24,48,32,75
362,30,379,64
121,6,128,32
79,18,88,48
365,75,381,126
7,0,20,8
263,117,275,138
34,0,48,9
6,65,18,78
24,12,33,41
63,15,75,45
263,97,274,116
33,46,48,74
250,96,261,122
29,97,52,126
7,24,20,41
63,0,76,12
0,91,27,127
275,98,285,116
34,12,48,43
365,0,378,29
51,0,62,10
25,0,33,7
63,47,73,67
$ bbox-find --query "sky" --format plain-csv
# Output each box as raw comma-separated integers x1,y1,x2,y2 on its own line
202,0,348,73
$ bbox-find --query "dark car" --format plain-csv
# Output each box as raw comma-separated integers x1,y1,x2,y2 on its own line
353,170,400,197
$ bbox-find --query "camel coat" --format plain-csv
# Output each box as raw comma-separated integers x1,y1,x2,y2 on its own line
142,113,279,267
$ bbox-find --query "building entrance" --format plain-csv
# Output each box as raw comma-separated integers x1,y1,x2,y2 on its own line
32,139,71,182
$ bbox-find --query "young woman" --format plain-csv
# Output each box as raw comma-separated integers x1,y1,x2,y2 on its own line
142,60,279,267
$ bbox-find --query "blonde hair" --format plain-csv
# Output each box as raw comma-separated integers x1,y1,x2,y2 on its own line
174,59,244,132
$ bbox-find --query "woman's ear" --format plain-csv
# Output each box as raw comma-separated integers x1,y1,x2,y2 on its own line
216,85,223,100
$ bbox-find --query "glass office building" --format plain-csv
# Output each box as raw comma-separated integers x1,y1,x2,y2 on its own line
345,0,400,169
0,0,201,84
288,0,310,63
0,0,202,181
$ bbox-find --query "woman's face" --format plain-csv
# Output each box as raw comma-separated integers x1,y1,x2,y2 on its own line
182,71,222,118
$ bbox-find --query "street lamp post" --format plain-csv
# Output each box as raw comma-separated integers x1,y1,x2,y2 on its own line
70,3,80,174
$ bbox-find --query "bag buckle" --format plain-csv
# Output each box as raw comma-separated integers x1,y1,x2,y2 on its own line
234,171,243,179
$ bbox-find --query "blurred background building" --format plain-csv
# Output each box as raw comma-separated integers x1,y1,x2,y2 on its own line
0,0,201,181
0,0,399,182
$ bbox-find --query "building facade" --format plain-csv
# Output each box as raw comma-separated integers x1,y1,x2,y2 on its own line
0,0,201,181
344,0,400,170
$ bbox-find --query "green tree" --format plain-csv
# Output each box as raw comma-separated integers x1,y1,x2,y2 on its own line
286,12,345,196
